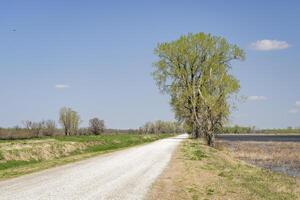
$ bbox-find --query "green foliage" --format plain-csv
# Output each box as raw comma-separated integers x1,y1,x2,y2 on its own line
153,32,245,146
59,107,81,136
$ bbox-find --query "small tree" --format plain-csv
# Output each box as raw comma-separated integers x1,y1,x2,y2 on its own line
89,118,105,135
59,107,81,136
44,120,56,136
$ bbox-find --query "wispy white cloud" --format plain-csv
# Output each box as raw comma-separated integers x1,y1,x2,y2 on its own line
289,109,299,114
233,113,248,118
247,96,267,101
288,101,300,114
251,40,290,51
55,84,70,89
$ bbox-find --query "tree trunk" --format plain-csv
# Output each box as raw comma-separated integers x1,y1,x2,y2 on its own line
64,128,69,136
192,127,200,139
206,133,215,147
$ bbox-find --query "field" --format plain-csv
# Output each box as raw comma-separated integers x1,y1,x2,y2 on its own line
216,139,300,177
148,139,300,200
0,134,173,179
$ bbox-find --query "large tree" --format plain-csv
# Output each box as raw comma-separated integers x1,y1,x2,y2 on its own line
153,33,245,146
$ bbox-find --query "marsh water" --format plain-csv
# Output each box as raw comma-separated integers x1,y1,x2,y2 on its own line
217,134,300,142
216,134,300,177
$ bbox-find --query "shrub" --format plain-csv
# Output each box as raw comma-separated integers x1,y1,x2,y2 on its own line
89,118,105,135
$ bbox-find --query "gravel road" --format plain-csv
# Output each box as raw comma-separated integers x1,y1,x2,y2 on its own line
0,134,187,200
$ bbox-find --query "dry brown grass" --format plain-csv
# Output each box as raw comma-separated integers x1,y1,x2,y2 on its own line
148,139,300,200
0,139,88,162
216,140,300,177
0,134,174,179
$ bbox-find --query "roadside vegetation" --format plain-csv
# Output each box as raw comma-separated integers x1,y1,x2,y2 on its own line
0,134,174,179
148,139,300,200
0,106,181,179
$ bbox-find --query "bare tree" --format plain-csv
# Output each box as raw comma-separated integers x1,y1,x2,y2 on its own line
59,107,81,136
22,120,44,137
44,120,56,136
140,121,183,134
89,118,105,135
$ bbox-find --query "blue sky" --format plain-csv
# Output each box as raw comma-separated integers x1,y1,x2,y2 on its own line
0,0,299,129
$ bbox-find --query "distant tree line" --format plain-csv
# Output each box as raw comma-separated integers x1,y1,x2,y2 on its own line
0,107,182,139
23,120,56,137
0,107,106,139
221,125,300,134
138,120,183,134
257,127,300,134
221,125,254,134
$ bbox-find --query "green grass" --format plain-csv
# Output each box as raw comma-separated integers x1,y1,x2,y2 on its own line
0,133,174,179
0,151,4,160
0,160,39,170
54,134,172,152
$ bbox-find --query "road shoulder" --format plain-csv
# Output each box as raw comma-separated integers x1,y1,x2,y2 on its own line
147,139,300,200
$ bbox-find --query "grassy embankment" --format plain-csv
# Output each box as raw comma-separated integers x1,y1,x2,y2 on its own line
0,134,174,179
148,139,300,200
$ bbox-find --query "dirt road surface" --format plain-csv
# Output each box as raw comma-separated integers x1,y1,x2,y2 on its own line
0,134,187,200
